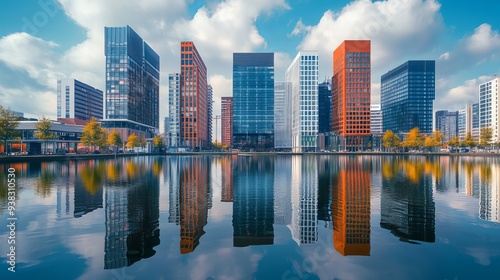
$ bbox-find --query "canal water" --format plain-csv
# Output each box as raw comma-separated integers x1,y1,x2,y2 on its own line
0,155,499,279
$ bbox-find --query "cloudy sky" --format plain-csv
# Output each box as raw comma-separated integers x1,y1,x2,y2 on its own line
1,0,499,135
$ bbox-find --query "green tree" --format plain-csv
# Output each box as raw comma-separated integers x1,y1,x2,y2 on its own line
447,136,460,149
152,135,163,152
34,116,57,154
0,105,20,155
107,130,123,154
126,133,139,151
382,130,400,151
81,118,107,152
403,127,424,150
480,127,493,149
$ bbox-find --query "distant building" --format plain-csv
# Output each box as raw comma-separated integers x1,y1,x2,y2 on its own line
318,81,332,134
381,60,435,134
207,84,213,145
232,53,274,151
286,51,319,152
168,73,180,146
57,78,103,123
102,26,160,139
332,40,371,151
435,110,458,142
180,41,209,148
274,81,292,150
479,77,500,142
458,103,479,141
221,97,233,147
370,104,382,135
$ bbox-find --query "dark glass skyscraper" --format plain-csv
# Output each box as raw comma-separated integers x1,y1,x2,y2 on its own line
435,110,458,142
318,81,332,134
232,53,274,151
103,26,160,138
381,60,435,133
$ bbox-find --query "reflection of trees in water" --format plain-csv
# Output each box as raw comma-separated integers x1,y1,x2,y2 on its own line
80,161,106,195
479,163,492,183
36,168,56,198
382,157,441,183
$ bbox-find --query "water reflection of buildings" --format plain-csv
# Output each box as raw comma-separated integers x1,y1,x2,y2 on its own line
179,156,210,254
221,156,234,202
233,156,274,247
479,163,499,223
289,156,318,245
317,156,332,225
380,159,435,244
104,159,160,269
168,157,180,224
274,156,292,226
331,157,371,256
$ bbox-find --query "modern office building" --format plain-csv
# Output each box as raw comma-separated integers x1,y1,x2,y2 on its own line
102,26,160,140
232,53,274,151
221,156,233,202
479,77,500,142
207,84,213,146
57,78,103,123
472,103,480,140
381,60,435,134
286,51,319,152
168,73,180,146
435,110,458,142
370,104,382,135
221,97,233,147
458,108,468,142
318,81,332,134
274,81,292,150
180,41,209,149
332,40,371,151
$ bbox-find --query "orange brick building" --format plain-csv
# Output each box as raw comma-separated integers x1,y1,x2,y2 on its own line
332,40,371,151
180,42,209,149
221,97,233,147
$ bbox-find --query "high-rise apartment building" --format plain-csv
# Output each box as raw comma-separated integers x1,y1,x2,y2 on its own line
103,26,159,139
274,81,292,150
207,84,213,146
318,81,332,134
479,77,500,142
381,60,435,134
435,110,458,142
370,104,382,135
286,51,319,152
168,73,180,146
180,41,208,149
221,97,233,147
232,53,274,151
332,40,371,151
57,78,103,124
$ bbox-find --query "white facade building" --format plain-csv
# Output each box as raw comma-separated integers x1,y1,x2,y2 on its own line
370,104,382,135
479,77,500,143
168,73,180,147
286,51,319,152
274,81,292,149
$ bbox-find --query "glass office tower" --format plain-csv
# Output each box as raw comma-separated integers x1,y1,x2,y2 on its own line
57,78,103,123
232,53,274,151
103,26,160,138
381,60,435,133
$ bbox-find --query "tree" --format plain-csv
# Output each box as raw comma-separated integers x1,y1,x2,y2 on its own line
462,132,477,148
126,133,139,151
81,118,108,152
480,127,493,149
0,105,20,155
447,136,460,149
432,130,444,148
403,127,424,150
34,116,57,154
382,130,400,151
424,136,434,149
107,130,123,154
152,135,163,152
139,135,147,152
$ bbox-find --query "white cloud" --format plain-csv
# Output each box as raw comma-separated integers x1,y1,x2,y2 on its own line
436,75,492,111
292,0,443,101
439,23,500,75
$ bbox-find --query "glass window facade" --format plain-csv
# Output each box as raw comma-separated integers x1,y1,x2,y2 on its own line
435,110,458,142
57,78,103,121
318,81,332,134
381,60,435,133
479,78,500,142
232,53,274,151
168,73,180,146
274,81,292,149
104,26,160,130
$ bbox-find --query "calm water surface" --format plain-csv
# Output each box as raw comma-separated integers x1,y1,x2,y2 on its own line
0,155,499,280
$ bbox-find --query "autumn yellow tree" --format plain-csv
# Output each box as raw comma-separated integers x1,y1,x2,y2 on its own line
403,127,424,150
152,135,164,153
447,136,460,150
382,130,400,151
126,133,139,151
432,130,444,148
480,127,493,149
461,132,477,149
107,130,123,154
424,136,434,149
81,118,107,152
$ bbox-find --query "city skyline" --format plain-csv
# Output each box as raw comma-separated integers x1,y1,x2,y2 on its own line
1,0,500,139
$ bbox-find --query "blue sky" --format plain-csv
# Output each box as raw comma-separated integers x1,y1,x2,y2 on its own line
1,0,499,134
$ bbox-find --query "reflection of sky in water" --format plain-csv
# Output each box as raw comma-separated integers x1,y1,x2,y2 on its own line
0,155,499,279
